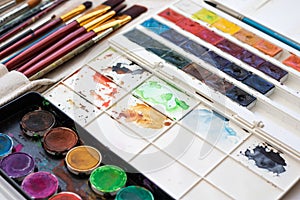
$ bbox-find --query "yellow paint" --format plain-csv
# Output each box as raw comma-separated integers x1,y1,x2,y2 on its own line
212,18,241,35
192,8,220,24
119,103,170,129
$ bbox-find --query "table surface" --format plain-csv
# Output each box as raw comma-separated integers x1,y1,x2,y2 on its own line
0,0,299,199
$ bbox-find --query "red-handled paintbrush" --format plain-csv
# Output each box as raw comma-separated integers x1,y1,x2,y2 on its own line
23,5,148,78
4,0,124,70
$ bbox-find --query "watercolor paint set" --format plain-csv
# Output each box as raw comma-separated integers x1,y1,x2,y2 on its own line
0,0,299,199
38,44,299,199
0,92,171,199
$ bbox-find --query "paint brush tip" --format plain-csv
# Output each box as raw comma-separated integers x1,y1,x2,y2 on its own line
27,0,42,8
103,0,125,8
83,1,93,9
121,5,147,19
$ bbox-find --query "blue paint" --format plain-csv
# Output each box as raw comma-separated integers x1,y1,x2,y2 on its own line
181,109,239,143
0,133,13,157
161,51,191,69
221,63,250,81
225,86,256,107
141,18,170,34
140,39,171,56
243,74,275,95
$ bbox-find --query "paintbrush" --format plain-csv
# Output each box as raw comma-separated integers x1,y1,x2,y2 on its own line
0,0,25,13
22,5,148,78
29,28,114,80
0,1,93,61
0,0,65,41
0,0,42,26
17,4,126,73
4,0,124,70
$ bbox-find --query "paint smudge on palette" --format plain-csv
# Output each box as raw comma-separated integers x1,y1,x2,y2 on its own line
107,94,173,141
63,66,127,110
133,76,197,120
180,107,248,153
242,144,286,175
88,48,151,91
44,83,102,126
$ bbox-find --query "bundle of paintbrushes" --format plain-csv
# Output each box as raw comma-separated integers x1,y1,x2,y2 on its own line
0,0,147,80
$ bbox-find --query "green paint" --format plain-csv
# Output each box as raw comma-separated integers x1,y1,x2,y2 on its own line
192,8,220,24
90,165,127,194
134,80,190,112
116,186,154,200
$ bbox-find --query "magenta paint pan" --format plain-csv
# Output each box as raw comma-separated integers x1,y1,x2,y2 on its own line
21,171,59,199
0,152,35,182
20,110,55,137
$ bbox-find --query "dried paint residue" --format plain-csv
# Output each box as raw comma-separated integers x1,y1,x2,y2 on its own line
134,81,189,112
118,103,170,129
243,144,287,175
111,62,144,75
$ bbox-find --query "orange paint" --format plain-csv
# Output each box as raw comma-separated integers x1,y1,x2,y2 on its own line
119,103,170,129
233,28,261,46
253,40,282,57
283,54,300,71
93,72,111,88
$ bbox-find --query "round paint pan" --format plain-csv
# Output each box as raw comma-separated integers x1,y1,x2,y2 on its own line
116,185,154,200
0,133,13,158
43,127,78,156
49,191,82,200
65,145,101,176
21,171,59,199
20,110,55,137
89,165,127,195
0,152,35,182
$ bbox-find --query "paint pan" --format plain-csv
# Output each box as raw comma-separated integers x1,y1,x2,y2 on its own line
0,133,13,158
21,171,59,199
89,165,127,195
116,186,154,200
0,152,35,182
49,192,82,200
20,110,55,137
42,127,79,156
65,145,101,176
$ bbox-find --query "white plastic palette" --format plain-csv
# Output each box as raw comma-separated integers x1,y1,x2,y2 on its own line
109,0,300,155
44,45,300,199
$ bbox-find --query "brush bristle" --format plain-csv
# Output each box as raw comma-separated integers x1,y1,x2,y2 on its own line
27,0,42,8
103,0,125,8
83,1,92,9
112,3,126,13
121,5,147,19
16,0,25,3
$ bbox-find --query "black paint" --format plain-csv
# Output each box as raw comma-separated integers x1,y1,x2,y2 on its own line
244,145,287,175
160,29,189,46
124,29,152,45
243,74,275,95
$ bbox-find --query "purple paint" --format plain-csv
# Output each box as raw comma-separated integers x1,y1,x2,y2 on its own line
237,50,265,68
22,171,59,199
0,152,35,181
215,39,245,58
257,62,288,82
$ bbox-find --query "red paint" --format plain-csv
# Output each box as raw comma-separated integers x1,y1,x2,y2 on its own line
13,144,23,152
93,72,112,88
195,28,224,45
102,100,111,108
158,8,185,23
176,18,206,35
90,91,104,101
283,54,300,71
